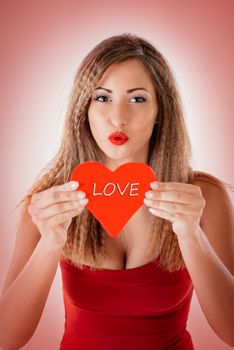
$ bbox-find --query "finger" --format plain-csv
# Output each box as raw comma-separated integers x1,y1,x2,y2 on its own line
61,220,72,232
145,190,194,204
148,207,173,221
149,207,193,221
144,199,198,214
32,189,87,211
31,181,79,203
150,181,198,194
31,198,89,219
46,208,85,230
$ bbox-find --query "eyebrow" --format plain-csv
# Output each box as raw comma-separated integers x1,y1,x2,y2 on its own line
94,86,151,94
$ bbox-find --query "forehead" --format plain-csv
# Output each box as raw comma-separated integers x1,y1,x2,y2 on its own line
95,59,154,89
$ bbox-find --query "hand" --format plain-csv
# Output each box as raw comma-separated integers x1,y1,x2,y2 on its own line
28,181,88,247
143,181,206,238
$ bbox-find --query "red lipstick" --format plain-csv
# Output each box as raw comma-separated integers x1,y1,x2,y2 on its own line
108,131,129,145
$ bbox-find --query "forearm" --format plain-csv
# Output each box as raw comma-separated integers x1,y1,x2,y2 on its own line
0,237,63,350
177,227,234,346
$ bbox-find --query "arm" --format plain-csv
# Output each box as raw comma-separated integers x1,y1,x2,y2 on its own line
145,175,234,346
0,181,86,349
177,179,234,346
0,236,62,350
0,204,64,350
178,227,234,346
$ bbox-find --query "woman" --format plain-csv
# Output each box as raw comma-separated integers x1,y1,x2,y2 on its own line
0,33,233,350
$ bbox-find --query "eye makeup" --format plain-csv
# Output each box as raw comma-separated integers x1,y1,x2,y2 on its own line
93,94,147,103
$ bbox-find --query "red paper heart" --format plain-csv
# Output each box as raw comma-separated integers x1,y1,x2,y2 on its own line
70,161,157,237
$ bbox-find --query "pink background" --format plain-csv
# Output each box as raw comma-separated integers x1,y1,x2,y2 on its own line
0,1,233,349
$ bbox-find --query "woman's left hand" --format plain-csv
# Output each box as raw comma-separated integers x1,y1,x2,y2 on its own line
144,182,206,238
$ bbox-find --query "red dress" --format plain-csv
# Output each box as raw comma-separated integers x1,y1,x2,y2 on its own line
59,255,194,349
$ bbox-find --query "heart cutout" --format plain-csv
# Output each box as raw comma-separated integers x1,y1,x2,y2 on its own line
70,161,157,237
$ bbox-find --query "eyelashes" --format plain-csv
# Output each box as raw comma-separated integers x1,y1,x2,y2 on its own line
93,94,146,103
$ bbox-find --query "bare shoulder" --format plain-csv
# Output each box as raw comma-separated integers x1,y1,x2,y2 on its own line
193,169,230,189
193,170,234,275
192,170,233,215
1,200,41,296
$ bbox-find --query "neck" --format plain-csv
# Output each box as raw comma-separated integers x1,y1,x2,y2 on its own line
101,147,149,171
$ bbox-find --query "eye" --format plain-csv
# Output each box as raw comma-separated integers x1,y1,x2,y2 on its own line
93,94,110,103
129,95,146,103
93,94,146,103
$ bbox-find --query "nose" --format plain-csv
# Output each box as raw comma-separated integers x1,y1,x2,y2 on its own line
109,102,131,129
109,106,128,129
110,119,127,129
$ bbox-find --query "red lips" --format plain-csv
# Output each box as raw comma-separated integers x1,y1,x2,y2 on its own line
108,131,129,145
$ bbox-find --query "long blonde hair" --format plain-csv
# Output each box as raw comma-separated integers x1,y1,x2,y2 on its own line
15,33,232,272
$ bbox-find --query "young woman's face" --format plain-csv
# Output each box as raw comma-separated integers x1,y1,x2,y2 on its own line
87,58,158,167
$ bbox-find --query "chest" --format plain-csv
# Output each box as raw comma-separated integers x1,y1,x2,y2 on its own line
82,206,160,270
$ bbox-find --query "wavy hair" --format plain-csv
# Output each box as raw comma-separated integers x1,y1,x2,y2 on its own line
15,33,233,272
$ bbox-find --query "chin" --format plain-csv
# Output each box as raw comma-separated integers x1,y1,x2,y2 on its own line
96,139,148,162
104,152,131,161
103,148,142,163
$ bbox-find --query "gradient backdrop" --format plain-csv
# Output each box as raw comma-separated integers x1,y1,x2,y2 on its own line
0,1,233,349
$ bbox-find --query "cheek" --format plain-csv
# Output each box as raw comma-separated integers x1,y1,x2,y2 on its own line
88,114,95,130
88,110,97,127
134,117,155,134
88,114,105,140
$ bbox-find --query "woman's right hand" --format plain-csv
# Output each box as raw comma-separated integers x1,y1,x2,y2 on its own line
28,181,88,248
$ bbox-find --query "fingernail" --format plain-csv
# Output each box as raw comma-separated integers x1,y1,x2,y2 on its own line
144,198,153,205
76,191,85,199
70,181,79,189
151,182,159,189
145,191,154,198
79,198,88,205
